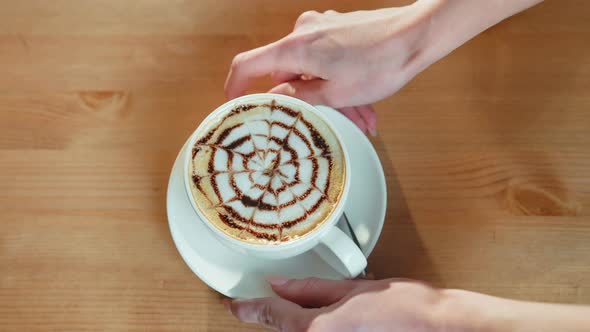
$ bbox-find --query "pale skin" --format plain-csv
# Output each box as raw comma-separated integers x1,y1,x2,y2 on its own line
224,0,590,331
224,0,547,135
225,277,590,332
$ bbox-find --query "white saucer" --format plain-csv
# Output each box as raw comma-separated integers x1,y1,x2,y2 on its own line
167,106,387,299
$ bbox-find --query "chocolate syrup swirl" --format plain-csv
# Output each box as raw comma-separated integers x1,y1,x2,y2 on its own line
190,100,340,242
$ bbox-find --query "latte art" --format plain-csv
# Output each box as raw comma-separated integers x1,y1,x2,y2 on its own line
188,99,345,244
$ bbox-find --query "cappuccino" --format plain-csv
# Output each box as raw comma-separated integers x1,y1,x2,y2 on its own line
188,99,345,244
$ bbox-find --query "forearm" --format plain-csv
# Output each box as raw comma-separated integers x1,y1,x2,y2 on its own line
438,289,590,332
414,0,544,73
496,300,590,332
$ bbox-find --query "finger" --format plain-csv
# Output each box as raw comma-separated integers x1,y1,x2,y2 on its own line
267,277,372,308
269,79,341,108
271,71,300,84
355,104,378,136
340,107,368,133
225,39,299,99
226,297,312,331
324,10,339,15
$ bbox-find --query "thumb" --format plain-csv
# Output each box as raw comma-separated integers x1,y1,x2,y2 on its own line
267,277,374,308
226,297,314,331
269,79,343,108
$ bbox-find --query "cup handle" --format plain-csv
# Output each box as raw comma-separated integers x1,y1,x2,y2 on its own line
312,227,367,278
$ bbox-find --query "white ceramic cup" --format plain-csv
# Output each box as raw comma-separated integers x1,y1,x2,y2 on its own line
181,93,367,278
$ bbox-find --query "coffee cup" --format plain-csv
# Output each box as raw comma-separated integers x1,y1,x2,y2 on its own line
182,93,367,278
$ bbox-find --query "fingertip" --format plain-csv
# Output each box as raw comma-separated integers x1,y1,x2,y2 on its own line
227,299,260,323
223,299,233,314
356,104,377,134
227,297,308,329
224,76,246,100
224,70,240,100
340,107,368,133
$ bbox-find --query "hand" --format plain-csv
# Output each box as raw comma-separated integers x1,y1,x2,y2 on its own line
225,277,590,332
224,0,547,134
224,1,445,135
224,277,468,332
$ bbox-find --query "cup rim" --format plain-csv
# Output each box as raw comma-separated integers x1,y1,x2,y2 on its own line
182,93,351,252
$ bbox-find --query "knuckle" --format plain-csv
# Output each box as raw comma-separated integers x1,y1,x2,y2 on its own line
300,10,320,20
296,10,320,25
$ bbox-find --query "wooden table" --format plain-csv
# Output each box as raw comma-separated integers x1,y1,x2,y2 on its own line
1,1,589,331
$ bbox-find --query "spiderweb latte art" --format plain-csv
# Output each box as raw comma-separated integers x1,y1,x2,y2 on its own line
188,99,346,244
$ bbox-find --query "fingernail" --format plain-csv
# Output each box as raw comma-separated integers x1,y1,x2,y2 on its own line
369,128,378,137
266,276,290,287
223,299,232,314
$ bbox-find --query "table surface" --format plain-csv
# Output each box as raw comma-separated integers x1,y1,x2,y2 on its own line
1,1,589,331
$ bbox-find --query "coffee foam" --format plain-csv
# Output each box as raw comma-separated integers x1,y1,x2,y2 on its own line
189,99,345,244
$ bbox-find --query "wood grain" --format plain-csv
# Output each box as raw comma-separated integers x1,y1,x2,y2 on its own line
1,1,589,331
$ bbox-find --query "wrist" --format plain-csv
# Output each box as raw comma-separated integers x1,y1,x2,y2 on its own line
433,289,517,332
415,0,544,74
380,0,447,78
